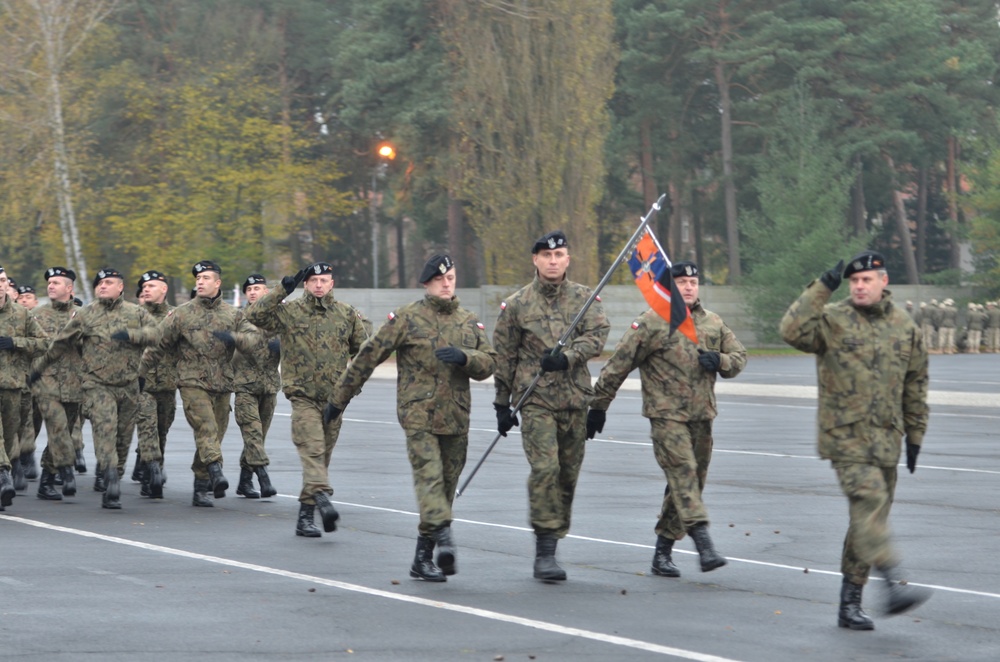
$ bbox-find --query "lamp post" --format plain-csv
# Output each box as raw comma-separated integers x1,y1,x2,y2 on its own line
371,141,395,288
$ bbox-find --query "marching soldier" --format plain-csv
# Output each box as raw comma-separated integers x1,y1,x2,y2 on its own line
327,255,496,581
246,262,369,537
589,261,746,577
31,268,159,509
15,285,40,481
232,274,280,499
492,231,610,581
780,251,931,630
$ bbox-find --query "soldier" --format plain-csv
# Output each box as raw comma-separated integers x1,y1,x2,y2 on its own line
780,251,931,630
921,301,937,353
15,284,40,481
31,268,159,509
327,255,496,581
588,261,746,577
938,298,957,354
232,274,280,499
986,301,1000,353
246,262,369,537
492,230,610,582
31,267,87,500
966,303,986,354
132,270,177,498
0,266,49,507
16,285,38,309
142,260,259,507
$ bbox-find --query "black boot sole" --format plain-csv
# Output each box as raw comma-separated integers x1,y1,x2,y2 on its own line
838,617,875,631
296,528,322,538
237,486,260,498
701,557,727,572
0,488,13,508
37,491,63,501
651,565,681,578
211,478,229,499
410,567,447,582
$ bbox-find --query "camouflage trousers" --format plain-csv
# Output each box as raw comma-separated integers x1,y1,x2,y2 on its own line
84,383,139,476
520,405,587,538
234,391,276,469
651,418,713,540
18,391,38,456
136,390,177,463
832,460,900,585
288,395,343,504
0,388,22,469
987,328,1000,352
179,388,230,480
37,398,81,472
938,327,955,354
921,323,936,350
405,430,467,535
967,329,982,353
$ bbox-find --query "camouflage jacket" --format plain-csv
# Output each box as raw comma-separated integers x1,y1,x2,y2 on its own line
939,304,958,328
592,300,746,421
967,309,987,332
233,306,281,395
908,308,922,326
988,308,1000,330
926,304,941,327
38,295,158,388
246,288,369,402
31,299,84,401
331,295,496,434
143,295,259,392
493,276,610,412
780,281,929,467
141,301,178,392
0,297,49,391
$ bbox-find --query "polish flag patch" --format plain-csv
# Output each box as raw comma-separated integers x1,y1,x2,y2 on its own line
631,321,639,329
596,295,601,302
387,312,396,321
500,301,507,310
476,322,485,329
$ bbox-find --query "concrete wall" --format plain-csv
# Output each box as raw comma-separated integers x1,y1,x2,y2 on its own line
333,283,972,349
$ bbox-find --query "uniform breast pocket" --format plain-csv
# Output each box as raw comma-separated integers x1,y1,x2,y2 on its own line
461,332,476,348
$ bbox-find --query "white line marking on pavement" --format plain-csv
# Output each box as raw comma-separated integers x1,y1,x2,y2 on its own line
2,515,742,662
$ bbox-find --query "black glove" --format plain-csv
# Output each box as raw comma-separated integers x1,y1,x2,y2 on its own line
539,348,569,372
586,409,606,440
697,349,721,373
434,346,467,366
494,403,519,437
110,330,130,342
820,259,845,292
323,403,342,425
281,268,307,295
138,376,146,393
0,336,14,351
212,330,235,350
905,440,920,474
27,370,42,386
267,338,281,356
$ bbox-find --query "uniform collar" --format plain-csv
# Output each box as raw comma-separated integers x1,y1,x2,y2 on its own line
851,288,894,318
306,290,337,310
53,298,75,311
196,293,223,309
425,294,460,314
533,275,564,299
97,295,123,309
144,301,170,314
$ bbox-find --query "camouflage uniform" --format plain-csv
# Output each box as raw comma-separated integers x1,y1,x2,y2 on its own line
136,301,177,464
780,280,929,585
986,303,1000,352
143,296,259,481
922,303,938,352
938,301,957,354
331,295,496,535
0,298,49,471
592,301,746,541
232,324,280,470
246,287,369,504
966,305,987,354
35,296,158,479
493,277,609,537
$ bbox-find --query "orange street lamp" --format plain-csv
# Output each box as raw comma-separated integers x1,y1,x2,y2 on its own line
377,143,396,160
372,141,395,288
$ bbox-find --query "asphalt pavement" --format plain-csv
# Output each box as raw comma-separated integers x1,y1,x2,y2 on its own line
3,353,999,661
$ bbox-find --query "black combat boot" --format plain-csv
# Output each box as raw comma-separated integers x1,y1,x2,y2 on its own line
93,464,107,492
36,469,62,501
236,468,260,498
60,466,77,497
146,460,163,499
75,449,87,474
102,465,121,509
433,525,457,576
313,492,340,532
410,536,446,582
877,565,933,616
534,534,567,581
651,535,681,577
131,452,144,483
53,469,63,485
11,459,26,491
688,523,727,572
0,468,15,509
192,478,213,507
255,466,277,498
20,451,38,480
295,503,321,537
206,461,228,498
838,578,875,630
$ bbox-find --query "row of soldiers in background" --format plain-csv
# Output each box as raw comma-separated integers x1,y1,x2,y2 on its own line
905,299,1000,354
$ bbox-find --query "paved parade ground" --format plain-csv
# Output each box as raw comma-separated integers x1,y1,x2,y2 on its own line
3,354,999,661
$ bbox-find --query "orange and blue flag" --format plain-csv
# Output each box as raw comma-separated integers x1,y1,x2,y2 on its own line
627,229,698,344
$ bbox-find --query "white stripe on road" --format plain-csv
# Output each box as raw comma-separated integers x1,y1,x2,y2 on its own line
3,515,742,662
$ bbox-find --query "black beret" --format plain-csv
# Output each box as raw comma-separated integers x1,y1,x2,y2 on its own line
93,267,124,289
303,262,334,280
532,230,569,254
17,285,35,295
843,251,886,278
192,260,221,277
418,254,455,284
6,278,16,289
45,266,76,282
670,261,699,279
242,273,267,293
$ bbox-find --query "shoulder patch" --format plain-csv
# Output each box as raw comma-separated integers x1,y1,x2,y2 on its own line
387,311,396,321
596,295,601,302
631,321,639,329
500,301,507,310
476,322,485,330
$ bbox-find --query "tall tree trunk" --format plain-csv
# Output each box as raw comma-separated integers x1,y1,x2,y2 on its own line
447,191,466,286
916,166,928,274
850,156,867,236
946,135,961,269
714,61,740,282
639,118,656,210
884,154,919,284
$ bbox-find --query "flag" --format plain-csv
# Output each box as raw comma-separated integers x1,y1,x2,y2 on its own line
627,229,698,344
